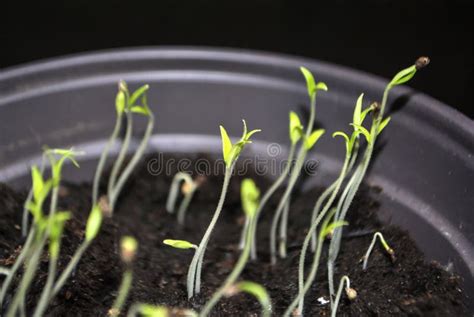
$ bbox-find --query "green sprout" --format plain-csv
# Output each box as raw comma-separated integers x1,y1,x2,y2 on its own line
283,208,348,317
186,121,260,299
362,232,395,270
326,57,429,305
199,178,260,316
92,81,155,215
270,67,327,264
331,275,357,317
224,281,272,317
166,172,204,225
127,304,197,317
109,236,138,317
3,148,81,317
245,111,302,259
163,239,198,250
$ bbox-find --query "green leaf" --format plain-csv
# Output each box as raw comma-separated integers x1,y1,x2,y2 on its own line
304,129,325,150
129,84,150,106
315,82,328,91
115,90,126,114
351,124,371,143
321,220,348,239
139,305,168,317
360,104,374,124
235,281,271,313
163,239,197,249
377,116,391,135
130,105,151,116
220,125,233,166
300,67,316,98
122,236,138,253
85,204,102,241
31,166,44,203
332,131,350,153
389,65,417,88
289,111,304,145
241,179,260,218
49,211,71,259
353,93,364,126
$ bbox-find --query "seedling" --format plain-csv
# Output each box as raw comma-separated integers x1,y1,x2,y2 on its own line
224,281,272,317
362,232,395,270
163,239,198,250
166,172,205,225
283,208,348,317
331,276,357,317
127,304,197,317
92,81,155,215
186,121,260,299
270,67,327,264
326,57,429,304
4,148,81,317
199,178,260,316
242,111,302,258
109,236,138,317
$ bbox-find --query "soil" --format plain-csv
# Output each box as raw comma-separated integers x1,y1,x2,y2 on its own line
0,154,469,316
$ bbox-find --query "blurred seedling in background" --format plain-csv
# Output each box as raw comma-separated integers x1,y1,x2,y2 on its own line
224,281,272,317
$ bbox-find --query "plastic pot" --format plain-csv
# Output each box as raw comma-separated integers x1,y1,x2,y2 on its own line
0,47,472,305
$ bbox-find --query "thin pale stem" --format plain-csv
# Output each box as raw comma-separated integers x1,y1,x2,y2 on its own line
278,198,290,258
166,172,193,214
108,111,133,210
92,113,122,207
22,154,46,238
199,217,254,316
111,269,133,316
250,143,296,260
270,147,307,264
186,164,234,299
331,276,350,317
177,187,197,226
32,255,58,317
362,232,392,270
0,228,36,308
110,114,154,211
51,240,91,298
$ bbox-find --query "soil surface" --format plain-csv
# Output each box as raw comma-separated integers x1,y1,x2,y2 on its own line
0,154,469,316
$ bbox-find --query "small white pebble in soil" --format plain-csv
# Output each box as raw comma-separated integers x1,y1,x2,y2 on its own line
317,296,330,306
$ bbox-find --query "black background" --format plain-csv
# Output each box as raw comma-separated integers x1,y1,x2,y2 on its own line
1,0,472,118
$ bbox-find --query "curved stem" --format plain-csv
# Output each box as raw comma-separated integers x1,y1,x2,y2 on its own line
32,255,58,317
166,172,193,214
110,269,133,316
177,187,197,226
250,143,296,260
51,240,91,298
110,114,154,211
199,217,254,316
331,276,350,317
186,164,234,299
0,228,36,308
92,113,122,207
108,111,133,210
270,147,307,264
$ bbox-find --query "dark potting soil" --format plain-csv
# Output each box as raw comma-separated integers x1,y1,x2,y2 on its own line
0,154,469,316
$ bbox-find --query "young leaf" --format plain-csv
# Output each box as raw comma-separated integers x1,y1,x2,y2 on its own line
289,111,304,145
350,124,371,143
360,103,375,124
49,211,71,259
332,131,350,153
320,220,348,239
85,204,103,241
241,179,260,218
304,129,325,150
377,116,391,135
115,90,126,114
388,65,417,88
353,93,364,126
31,165,44,203
139,305,168,317
163,239,197,250
300,67,316,98
121,236,138,263
129,84,150,106
220,125,233,166
130,105,151,116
